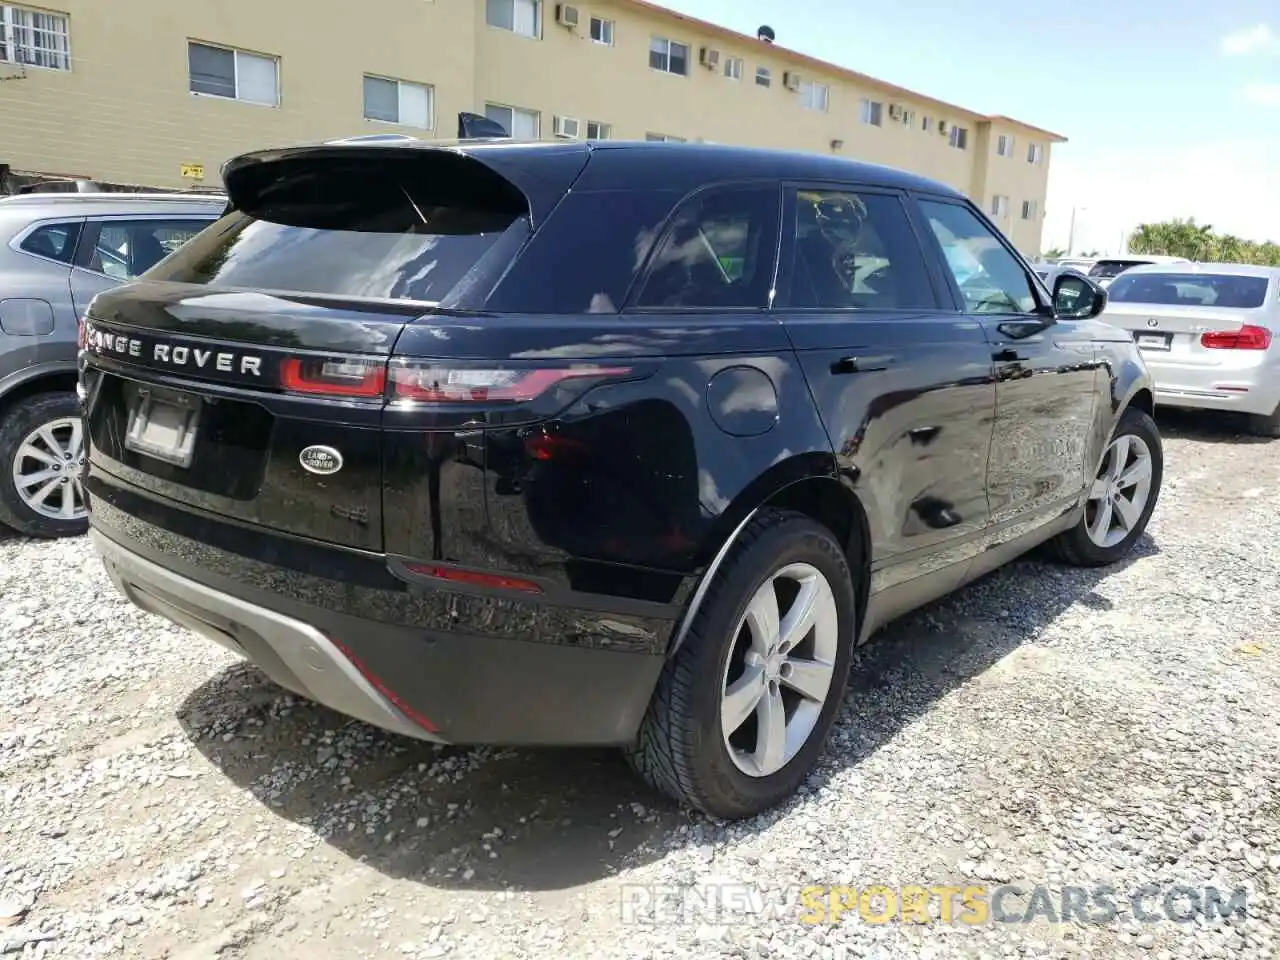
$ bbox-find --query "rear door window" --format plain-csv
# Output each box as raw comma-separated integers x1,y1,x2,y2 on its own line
631,184,781,309
80,219,213,280
786,188,938,310
19,221,83,264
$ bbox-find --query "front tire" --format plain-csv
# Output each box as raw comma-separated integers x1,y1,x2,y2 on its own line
625,509,857,820
1050,406,1162,567
0,392,89,539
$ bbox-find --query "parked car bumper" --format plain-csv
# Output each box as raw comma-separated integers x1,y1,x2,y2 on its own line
89,511,673,747
1145,358,1280,417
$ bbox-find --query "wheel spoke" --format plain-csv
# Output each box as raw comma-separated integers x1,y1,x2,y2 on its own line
778,576,832,654
781,657,835,703
72,479,85,509
1089,477,1109,500
753,688,787,774
29,477,60,507
743,583,781,654
721,663,765,735
1112,493,1141,531
57,486,77,518
1089,497,1113,542
16,466,59,490
36,425,64,459
16,442,57,467
1116,455,1151,489
1106,436,1130,480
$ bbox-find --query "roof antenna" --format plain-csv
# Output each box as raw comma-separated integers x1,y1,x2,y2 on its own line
757,25,775,43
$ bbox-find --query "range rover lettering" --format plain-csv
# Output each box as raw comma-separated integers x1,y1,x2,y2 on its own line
80,140,1163,819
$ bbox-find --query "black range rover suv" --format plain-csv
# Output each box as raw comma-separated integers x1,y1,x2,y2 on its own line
80,139,1162,819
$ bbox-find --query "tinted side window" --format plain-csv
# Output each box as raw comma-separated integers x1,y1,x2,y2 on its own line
790,189,936,310
20,221,82,264
87,219,212,280
633,185,780,309
918,200,1037,315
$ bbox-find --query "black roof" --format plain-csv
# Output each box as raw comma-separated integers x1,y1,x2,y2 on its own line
222,139,964,227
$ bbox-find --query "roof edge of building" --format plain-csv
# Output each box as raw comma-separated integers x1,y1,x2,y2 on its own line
624,0,1067,143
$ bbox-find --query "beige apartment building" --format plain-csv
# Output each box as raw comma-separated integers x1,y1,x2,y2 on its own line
0,0,1064,254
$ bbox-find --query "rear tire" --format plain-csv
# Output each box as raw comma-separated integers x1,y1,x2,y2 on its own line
625,509,857,820
0,392,89,539
1245,403,1280,439
1050,406,1162,567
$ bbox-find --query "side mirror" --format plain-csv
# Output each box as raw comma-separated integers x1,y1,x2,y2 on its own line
1053,274,1107,320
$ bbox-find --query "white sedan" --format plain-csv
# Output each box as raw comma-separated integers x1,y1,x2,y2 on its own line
1098,262,1280,437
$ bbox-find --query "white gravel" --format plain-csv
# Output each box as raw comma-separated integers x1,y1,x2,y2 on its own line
1,409,1277,959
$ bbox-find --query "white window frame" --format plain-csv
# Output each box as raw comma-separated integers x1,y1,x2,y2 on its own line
996,133,1014,158
799,80,829,112
0,3,70,71
362,74,434,130
589,16,613,45
755,65,771,87
922,115,933,132
188,40,280,107
486,0,540,39
723,56,743,80
645,132,685,142
1021,199,1038,220
649,36,689,75
1027,142,1044,164
949,125,968,149
484,101,539,139
990,195,1009,218
859,98,883,126
585,120,611,139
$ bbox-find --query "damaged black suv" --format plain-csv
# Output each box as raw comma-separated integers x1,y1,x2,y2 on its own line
80,139,1162,819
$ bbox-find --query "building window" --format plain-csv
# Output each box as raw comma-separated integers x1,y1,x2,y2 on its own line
755,66,771,87
0,4,70,70
645,132,685,142
1027,142,1044,164
859,99,883,126
484,102,539,139
990,195,1009,218
723,56,743,80
363,75,433,129
922,116,933,132
948,125,968,149
589,16,613,45
799,80,829,112
586,120,611,139
649,36,688,75
996,134,1014,157
901,109,916,127
486,0,540,38
1021,199,1038,220
188,41,279,106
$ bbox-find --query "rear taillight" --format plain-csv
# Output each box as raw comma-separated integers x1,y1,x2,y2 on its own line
1200,325,1272,350
280,356,387,397
404,563,543,594
389,364,632,402
76,317,86,351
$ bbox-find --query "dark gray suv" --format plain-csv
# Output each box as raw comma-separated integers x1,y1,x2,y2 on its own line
0,192,223,537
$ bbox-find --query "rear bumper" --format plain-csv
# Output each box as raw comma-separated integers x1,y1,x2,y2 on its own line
90,525,670,747
1144,358,1280,417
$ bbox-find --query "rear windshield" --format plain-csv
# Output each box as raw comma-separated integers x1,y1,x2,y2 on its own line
1106,272,1271,308
1088,259,1151,279
145,153,528,303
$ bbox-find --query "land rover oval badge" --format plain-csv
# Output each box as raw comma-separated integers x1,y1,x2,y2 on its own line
299,445,343,476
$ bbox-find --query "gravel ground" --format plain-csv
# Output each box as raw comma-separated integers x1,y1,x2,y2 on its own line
1,409,1277,960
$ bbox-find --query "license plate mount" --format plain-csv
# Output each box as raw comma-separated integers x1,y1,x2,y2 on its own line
123,385,202,468
1133,331,1172,351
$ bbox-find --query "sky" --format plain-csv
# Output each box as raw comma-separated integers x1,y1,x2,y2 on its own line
660,0,1280,255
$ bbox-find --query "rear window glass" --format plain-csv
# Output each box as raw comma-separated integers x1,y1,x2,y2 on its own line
20,221,82,264
145,154,528,303
1088,259,1150,279
1107,273,1270,308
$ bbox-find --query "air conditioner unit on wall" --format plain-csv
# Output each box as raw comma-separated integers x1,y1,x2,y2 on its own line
888,103,902,119
700,47,721,68
783,71,801,91
938,120,950,135
555,4,579,28
553,115,581,138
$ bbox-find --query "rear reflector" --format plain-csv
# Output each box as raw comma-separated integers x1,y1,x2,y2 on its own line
404,563,543,594
329,636,439,733
1200,325,1272,350
281,356,387,397
390,364,632,402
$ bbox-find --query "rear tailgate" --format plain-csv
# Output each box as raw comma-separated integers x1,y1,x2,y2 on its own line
81,142,585,552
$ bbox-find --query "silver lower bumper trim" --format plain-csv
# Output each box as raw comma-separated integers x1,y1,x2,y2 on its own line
90,529,440,743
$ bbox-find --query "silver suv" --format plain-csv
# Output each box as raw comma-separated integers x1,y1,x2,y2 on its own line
0,192,224,537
